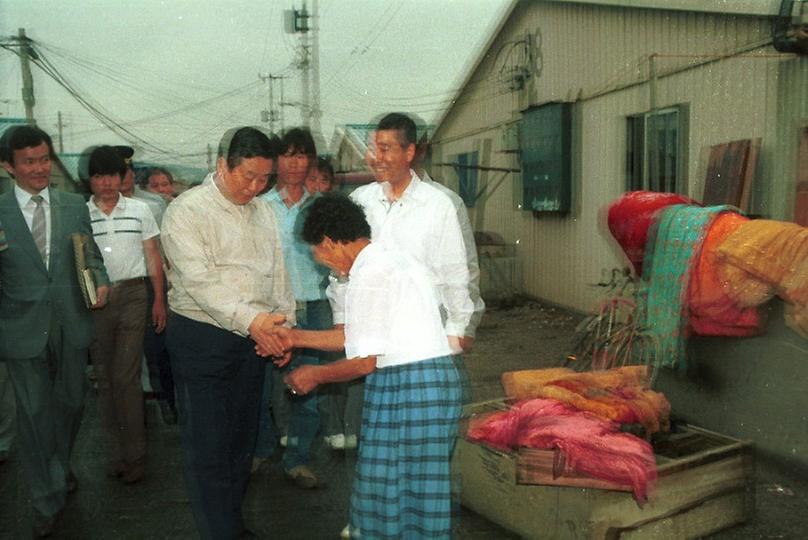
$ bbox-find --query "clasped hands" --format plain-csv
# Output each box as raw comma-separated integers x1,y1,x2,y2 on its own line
249,312,295,366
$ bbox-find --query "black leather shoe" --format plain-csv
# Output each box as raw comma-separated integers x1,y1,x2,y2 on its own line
66,472,78,494
32,510,59,538
159,401,178,425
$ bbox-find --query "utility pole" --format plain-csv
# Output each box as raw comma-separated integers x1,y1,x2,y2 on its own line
259,73,285,133
279,77,286,133
15,28,38,124
310,0,322,138
299,1,311,128
55,111,67,153
284,1,322,145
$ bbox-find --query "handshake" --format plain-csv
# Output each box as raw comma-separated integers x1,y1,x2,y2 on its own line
248,312,296,366
248,312,324,396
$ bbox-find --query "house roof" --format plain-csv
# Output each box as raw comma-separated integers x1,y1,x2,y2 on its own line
432,0,784,138
330,123,377,159
546,0,781,17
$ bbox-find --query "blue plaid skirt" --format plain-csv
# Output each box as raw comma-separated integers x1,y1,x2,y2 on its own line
348,355,463,539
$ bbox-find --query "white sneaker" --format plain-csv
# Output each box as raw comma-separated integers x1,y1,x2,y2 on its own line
329,434,346,450
345,435,358,449
340,524,350,539
280,435,288,448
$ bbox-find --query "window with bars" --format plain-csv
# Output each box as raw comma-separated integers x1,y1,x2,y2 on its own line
626,106,687,193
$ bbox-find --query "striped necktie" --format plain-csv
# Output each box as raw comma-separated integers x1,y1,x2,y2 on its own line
31,194,47,265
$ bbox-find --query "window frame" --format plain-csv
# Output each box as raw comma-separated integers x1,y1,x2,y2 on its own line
625,105,688,194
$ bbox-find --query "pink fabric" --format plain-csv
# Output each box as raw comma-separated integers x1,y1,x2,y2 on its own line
468,399,657,502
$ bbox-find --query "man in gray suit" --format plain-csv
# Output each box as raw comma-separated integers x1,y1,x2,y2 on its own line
0,125,109,537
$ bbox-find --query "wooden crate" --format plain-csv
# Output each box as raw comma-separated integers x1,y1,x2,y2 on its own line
453,399,754,539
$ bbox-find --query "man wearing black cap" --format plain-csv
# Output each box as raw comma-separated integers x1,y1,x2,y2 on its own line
115,145,166,224
86,145,165,485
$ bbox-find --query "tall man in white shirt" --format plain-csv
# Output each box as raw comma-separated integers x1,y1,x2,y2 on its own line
86,145,166,485
333,112,476,354
0,126,109,537
161,127,295,540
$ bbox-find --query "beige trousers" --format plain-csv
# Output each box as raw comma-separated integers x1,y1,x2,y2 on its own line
90,280,148,465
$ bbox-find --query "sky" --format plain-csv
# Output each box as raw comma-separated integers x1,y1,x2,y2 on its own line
0,0,511,169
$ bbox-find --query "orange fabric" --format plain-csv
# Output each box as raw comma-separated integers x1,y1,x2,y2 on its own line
688,212,765,336
717,220,808,337
501,366,670,435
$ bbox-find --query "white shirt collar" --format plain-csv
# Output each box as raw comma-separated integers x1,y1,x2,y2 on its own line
89,193,126,214
14,184,50,208
379,169,426,203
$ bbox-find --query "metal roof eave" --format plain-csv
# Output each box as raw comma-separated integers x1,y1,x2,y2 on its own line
431,0,783,138
432,0,521,139
541,0,782,17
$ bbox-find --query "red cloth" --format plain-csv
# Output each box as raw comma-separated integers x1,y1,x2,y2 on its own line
607,191,699,276
467,399,657,502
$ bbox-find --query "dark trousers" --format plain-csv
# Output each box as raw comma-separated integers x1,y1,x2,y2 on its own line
5,322,88,518
144,279,174,406
255,299,329,469
166,313,265,540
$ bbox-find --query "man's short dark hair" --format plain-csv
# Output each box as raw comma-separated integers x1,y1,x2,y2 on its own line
377,112,417,147
88,145,127,178
2,125,55,165
218,126,279,170
302,193,371,245
280,127,316,157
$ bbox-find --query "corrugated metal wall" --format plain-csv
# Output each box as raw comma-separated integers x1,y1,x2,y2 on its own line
431,0,803,313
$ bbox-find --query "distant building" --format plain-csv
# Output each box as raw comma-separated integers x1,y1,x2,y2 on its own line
430,0,807,312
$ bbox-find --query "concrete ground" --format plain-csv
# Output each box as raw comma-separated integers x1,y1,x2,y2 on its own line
0,299,806,539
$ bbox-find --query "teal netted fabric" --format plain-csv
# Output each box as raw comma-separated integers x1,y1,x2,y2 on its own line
638,204,735,370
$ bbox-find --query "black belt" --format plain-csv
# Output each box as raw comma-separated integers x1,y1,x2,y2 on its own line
112,277,146,287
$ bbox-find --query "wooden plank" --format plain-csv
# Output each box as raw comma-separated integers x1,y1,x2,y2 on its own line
456,400,754,539
795,127,808,226
512,424,749,489
617,490,749,540
702,139,758,210
517,447,636,492
588,453,753,534
739,138,760,212
455,440,753,540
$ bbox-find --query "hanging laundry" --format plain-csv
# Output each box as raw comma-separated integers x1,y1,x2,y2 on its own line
638,204,736,369
717,219,808,337
688,212,765,336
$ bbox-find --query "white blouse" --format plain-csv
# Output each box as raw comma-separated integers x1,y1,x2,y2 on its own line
344,243,452,368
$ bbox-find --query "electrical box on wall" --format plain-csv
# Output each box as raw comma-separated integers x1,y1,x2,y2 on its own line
519,103,572,214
